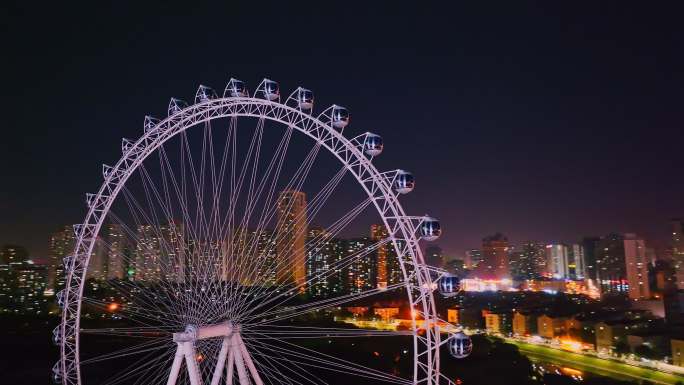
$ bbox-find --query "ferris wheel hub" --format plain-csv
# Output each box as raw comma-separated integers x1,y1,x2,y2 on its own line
172,321,237,342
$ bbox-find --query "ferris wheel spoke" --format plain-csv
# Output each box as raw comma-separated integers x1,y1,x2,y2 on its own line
246,282,406,327
250,346,326,385
80,338,171,365
117,186,186,294
82,296,179,328
101,251,183,322
98,344,173,385
237,210,382,321
133,167,191,306
213,119,266,320
237,195,372,315
132,346,177,385
232,163,348,315
158,144,201,245
219,124,291,321
158,144,213,323
227,142,324,316
243,327,412,339
81,326,176,336
245,334,412,384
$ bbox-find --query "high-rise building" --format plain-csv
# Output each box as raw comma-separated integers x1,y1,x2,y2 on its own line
132,221,186,283
347,237,374,293
425,245,444,269
305,227,348,297
86,237,108,281
253,229,278,287
0,245,29,265
473,233,509,279
582,236,601,282
670,219,684,290
161,221,184,283
370,224,389,289
508,247,522,278
0,252,48,315
386,239,402,287
545,244,569,279
568,244,586,279
306,227,332,297
48,226,75,292
596,233,651,300
464,249,483,269
135,224,161,281
106,224,126,280
651,259,677,295
624,234,651,300
328,238,348,295
276,190,307,289
512,242,545,280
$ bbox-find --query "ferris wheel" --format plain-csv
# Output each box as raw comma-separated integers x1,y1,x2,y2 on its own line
53,78,465,385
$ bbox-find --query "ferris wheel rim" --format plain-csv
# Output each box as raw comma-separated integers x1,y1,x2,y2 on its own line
57,90,442,385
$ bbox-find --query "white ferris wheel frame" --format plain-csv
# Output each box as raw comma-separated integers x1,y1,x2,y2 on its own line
56,81,449,385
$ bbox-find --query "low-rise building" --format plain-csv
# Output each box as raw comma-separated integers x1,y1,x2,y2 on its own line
485,312,510,334
374,307,399,322
512,311,537,336
627,332,668,358
595,318,658,353
566,314,601,348
537,314,568,339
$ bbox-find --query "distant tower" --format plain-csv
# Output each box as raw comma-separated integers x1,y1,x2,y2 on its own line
306,227,334,297
670,219,684,289
106,224,126,280
513,242,545,280
136,224,161,282
254,229,278,286
0,245,29,264
582,236,601,281
346,238,374,293
569,244,586,279
162,221,184,283
370,224,389,289
86,237,107,281
464,249,483,269
276,190,307,289
47,226,75,292
474,233,509,279
623,234,651,300
596,233,651,300
545,244,569,279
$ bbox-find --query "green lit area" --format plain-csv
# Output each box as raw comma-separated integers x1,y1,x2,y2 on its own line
510,340,684,385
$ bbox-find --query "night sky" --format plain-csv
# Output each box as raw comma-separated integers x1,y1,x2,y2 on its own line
2,2,683,259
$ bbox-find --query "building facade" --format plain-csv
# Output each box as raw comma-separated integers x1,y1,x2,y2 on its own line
473,233,509,279
545,244,569,279
276,190,307,288
596,233,651,300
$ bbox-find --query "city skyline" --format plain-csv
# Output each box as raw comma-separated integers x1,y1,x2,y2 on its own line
3,3,683,259
3,3,684,385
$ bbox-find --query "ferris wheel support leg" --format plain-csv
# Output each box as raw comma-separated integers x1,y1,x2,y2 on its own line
226,348,235,385
183,341,202,385
211,337,231,385
231,334,251,385
236,333,263,385
166,343,185,385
